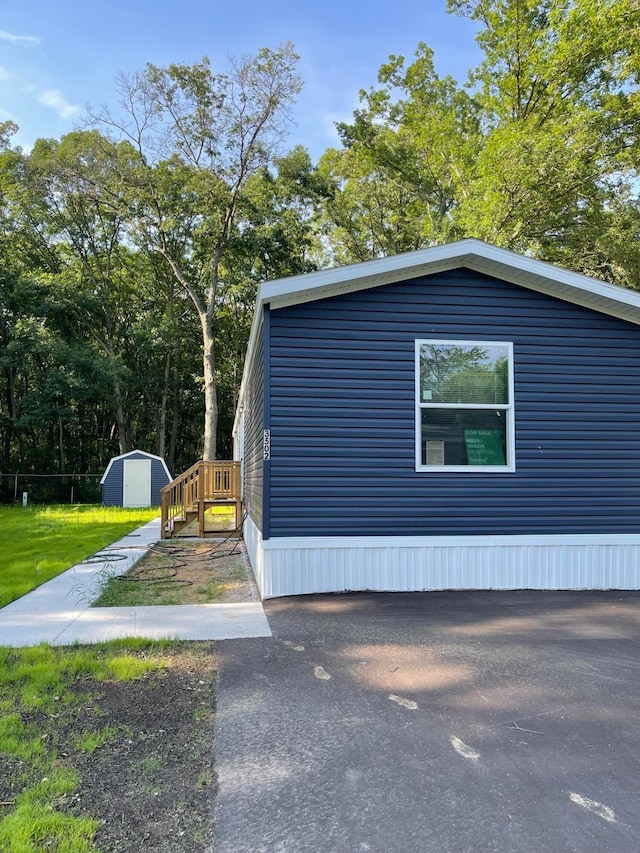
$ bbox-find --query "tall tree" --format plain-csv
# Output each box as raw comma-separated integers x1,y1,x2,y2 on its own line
90,45,302,459
0,126,204,479
214,145,330,454
447,0,640,282
320,43,481,260
322,1,640,286
25,131,144,453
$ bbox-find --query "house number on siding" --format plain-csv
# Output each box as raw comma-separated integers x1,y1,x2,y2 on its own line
263,429,271,460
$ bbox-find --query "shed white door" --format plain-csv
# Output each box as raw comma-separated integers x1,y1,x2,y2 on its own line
123,459,151,507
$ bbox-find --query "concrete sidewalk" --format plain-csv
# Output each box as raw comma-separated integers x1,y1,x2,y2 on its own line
0,518,271,647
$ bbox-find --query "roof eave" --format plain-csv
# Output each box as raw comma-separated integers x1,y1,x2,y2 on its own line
261,240,640,324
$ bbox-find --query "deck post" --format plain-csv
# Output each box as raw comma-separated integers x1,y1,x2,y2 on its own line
198,461,205,538
160,489,168,539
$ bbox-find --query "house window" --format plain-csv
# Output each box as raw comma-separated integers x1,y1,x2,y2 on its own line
415,340,515,472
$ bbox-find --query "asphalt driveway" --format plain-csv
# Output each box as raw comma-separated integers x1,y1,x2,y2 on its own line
212,591,640,852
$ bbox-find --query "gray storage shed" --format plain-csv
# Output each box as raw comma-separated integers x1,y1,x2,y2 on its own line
100,450,172,507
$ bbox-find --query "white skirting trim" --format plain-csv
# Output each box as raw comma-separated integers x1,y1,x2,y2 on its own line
243,525,640,598
242,515,265,597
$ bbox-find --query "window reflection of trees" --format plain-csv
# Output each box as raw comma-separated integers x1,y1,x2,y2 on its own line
420,345,508,404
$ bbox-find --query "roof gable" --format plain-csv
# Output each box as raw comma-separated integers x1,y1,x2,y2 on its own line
100,449,171,485
233,239,640,435
261,239,640,325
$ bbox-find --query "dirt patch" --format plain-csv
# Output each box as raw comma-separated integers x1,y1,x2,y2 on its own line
1,643,217,853
70,645,217,852
92,538,260,607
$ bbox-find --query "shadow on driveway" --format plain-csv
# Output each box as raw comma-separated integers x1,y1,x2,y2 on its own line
213,591,640,852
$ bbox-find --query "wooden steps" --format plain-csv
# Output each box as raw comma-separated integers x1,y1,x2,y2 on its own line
161,462,242,539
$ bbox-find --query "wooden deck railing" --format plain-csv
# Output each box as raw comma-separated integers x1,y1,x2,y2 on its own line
160,460,242,538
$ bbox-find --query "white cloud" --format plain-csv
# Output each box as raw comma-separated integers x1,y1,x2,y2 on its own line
38,89,80,120
0,30,40,47
0,65,11,80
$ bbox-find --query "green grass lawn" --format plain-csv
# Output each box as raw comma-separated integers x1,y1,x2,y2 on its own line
0,640,172,851
0,505,159,609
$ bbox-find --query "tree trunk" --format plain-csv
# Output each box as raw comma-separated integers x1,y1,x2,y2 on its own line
78,403,86,473
113,378,128,455
158,350,170,460
200,312,218,461
56,401,66,473
168,344,180,473
3,368,15,472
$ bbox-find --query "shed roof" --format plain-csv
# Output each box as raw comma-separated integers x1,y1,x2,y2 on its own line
233,239,640,433
100,449,171,485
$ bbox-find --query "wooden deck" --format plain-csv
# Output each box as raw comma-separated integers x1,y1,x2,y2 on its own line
160,461,242,539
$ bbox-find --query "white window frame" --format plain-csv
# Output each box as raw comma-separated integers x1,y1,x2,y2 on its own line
415,339,516,473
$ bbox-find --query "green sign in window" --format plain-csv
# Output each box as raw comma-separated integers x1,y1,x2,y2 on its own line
464,429,505,466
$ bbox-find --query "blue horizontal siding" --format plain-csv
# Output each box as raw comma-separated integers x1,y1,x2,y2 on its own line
102,459,124,506
267,268,640,537
243,313,265,531
150,459,170,505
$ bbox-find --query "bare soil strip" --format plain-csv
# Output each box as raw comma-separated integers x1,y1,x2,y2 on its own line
92,538,260,607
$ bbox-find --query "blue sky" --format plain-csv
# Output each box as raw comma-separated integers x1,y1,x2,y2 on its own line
0,0,481,159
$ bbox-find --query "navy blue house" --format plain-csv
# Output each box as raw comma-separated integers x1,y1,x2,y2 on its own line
233,239,640,598
101,450,172,507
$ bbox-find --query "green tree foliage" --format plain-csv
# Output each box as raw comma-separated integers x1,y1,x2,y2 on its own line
91,46,303,459
25,131,143,454
323,0,640,285
449,0,640,282
0,127,204,488
3,8,640,488
320,43,481,259
0,50,322,484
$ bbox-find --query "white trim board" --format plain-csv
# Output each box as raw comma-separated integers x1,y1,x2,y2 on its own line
261,240,640,320
262,533,640,549
243,524,640,598
243,514,265,595
414,338,516,473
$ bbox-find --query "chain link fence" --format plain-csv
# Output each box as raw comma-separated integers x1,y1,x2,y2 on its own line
0,474,103,504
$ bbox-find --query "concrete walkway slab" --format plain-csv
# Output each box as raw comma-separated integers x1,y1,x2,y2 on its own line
0,518,270,647
0,610,84,646
0,603,271,647
54,603,271,645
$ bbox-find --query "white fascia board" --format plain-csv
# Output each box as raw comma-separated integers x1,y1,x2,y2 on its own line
262,240,481,308
464,249,640,325
262,239,640,323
